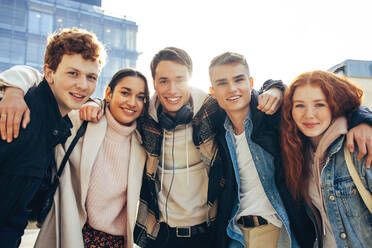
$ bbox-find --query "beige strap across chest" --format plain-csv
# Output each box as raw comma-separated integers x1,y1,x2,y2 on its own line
344,146,372,213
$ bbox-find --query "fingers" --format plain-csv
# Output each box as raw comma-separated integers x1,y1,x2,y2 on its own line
12,110,23,139
89,107,99,122
22,108,31,129
346,131,355,153
366,136,372,168
79,105,101,122
0,87,28,142
347,123,372,168
257,94,269,111
0,113,6,141
355,135,367,162
97,109,103,121
257,94,280,115
5,110,14,143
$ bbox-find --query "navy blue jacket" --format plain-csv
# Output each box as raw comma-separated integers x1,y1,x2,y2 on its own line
0,79,72,177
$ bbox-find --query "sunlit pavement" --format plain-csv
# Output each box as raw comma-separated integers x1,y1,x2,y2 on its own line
20,229,39,248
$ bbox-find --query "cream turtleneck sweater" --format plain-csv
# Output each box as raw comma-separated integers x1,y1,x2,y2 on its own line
85,107,136,236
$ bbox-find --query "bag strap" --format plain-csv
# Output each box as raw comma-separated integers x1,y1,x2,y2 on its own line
344,146,372,213
56,120,88,178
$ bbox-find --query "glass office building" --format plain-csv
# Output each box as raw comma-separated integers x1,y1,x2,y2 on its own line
0,0,139,97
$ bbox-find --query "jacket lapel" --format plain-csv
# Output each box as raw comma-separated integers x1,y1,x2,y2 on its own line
127,130,146,235
80,117,107,207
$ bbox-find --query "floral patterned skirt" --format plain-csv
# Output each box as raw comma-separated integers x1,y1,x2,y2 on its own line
82,222,125,248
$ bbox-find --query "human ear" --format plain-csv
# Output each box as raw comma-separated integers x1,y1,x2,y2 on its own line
249,77,254,89
104,86,112,102
43,64,54,84
209,87,215,98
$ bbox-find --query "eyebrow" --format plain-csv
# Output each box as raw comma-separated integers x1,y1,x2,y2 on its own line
293,99,326,102
66,67,98,77
233,74,246,80
121,87,145,95
214,78,227,84
214,74,246,84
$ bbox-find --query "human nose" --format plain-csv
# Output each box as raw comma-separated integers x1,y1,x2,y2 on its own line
168,81,177,94
76,76,88,90
127,94,136,107
304,106,315,118
226,82,237,92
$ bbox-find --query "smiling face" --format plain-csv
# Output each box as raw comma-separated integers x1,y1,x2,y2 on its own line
106,76,146,125
210,63,253,118
153,60,191,117
44,53,100,116
291,84,332,145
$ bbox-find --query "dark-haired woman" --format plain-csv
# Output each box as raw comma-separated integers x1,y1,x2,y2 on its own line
33,68,150,248
281,70,372,248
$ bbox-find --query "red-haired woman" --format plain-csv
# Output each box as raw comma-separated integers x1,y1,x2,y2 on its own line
281,70,372,248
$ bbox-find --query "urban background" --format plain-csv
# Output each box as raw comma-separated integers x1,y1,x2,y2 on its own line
0,0,139,98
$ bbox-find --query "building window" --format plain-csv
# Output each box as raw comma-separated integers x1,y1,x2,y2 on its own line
13,8,27,32
28,11,53,36
55,9,79,30
26,36,45,66
125,29,136,51
11,39,26,64
0,37,11,63
104,21,122,49
0,4,13,29
80,14,103,38
103,55,122,78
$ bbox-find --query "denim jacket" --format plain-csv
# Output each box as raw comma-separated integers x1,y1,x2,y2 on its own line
224,111,299,248
307,136,372,248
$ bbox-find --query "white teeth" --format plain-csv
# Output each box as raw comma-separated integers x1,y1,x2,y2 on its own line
227,96,240,100
124,108,135,113
71,93,84,98
167,97,180,102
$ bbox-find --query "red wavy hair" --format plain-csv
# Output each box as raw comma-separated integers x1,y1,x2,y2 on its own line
281,70,363,202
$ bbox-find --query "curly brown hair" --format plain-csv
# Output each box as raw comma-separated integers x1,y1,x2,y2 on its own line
44,28,106,71
280,70,363,202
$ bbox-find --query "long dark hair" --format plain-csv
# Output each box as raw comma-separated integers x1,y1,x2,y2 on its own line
106,68,150,116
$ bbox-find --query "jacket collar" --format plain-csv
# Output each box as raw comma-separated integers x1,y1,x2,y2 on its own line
33,79,72,146
223,89,260,136
148,86,208,122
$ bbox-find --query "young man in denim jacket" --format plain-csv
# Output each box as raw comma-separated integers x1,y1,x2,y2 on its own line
208,52,372,248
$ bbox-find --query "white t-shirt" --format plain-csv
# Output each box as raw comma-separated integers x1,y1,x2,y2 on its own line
234,132,282,228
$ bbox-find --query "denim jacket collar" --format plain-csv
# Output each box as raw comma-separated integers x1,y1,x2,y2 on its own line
327,135,345,158
223,89,261,137
223,111,252,138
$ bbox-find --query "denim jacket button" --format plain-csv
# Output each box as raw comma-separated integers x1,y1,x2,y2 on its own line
340,232,347,239
53,130,59,136
329,195,335,201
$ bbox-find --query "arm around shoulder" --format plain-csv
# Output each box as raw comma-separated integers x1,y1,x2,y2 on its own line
349,144,372,191
0,65,43,94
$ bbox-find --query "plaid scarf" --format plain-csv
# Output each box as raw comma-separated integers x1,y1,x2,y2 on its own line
134,94,225,247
